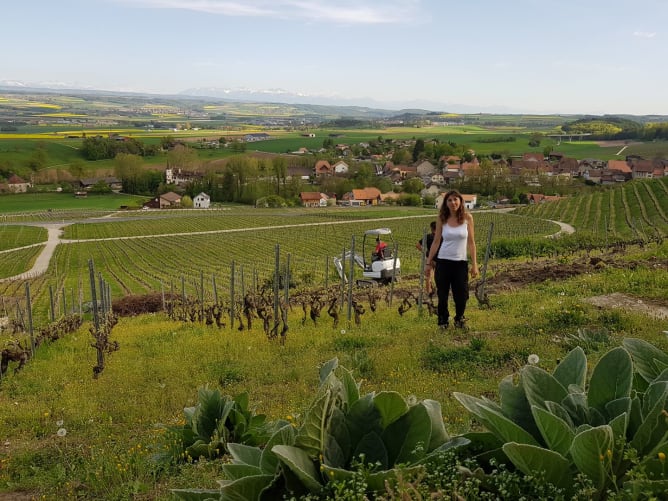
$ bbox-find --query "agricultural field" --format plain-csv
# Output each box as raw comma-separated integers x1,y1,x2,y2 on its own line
0,207,558,322
515,177,668,239
0,216,666,498
0,193,147,218
0,225,47,250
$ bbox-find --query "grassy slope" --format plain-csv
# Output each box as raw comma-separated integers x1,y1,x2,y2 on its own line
0,240,666,499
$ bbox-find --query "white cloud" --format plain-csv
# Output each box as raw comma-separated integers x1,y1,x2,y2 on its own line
633,31,657,38
111,0,421,24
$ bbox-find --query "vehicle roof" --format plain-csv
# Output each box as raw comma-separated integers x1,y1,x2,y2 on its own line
364,228,393,236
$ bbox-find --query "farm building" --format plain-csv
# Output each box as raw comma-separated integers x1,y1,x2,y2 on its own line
4,174,31,193
193,192,211,209
299,191,332,207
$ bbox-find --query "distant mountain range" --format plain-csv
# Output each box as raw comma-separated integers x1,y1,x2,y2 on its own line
177,86,521,114
0,79,522,115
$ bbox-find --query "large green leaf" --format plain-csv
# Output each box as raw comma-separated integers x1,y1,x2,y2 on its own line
498,374,540,439
366,465,424,492
521,365,568,411
531,405,574,457
319,358,339,385
641,381,668,416
623,338,668,383
171,488,222,501
227,443,262,467
219,474,275,501
588,347,633,415
544,401,575,428
422,399,449,450
374,391,409,429
502,443,572,491
272,445,323,493
346,393,381,448
221,464,263,481
295,389,332,457
339,366,360,408
553,346,587,390
260,424,296,473
569,425,614,493
471,399,540,446
193,387,228,439
452,391,492,431
323,408,349,467
631,384,668,455
353,431,389,469
419,436,471,465
561,392,589,425
382,403,431,465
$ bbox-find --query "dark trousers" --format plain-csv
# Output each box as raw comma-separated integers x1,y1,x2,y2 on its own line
434,259,469,325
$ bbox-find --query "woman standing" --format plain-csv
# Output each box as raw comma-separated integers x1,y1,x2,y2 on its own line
427,190,479,329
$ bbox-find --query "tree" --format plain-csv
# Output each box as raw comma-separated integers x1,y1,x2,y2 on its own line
181,195,193,208
402,177,424,194
167,144,198,170
26,146,48,172
528,133,542,147
391,148,412,165
89,180,112,194
412,139,425,162
272,156,287,195
68,160,86,180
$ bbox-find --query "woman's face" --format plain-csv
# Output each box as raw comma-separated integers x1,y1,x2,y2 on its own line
446,195,461,211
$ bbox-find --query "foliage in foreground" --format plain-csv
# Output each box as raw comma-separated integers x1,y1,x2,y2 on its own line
153,388,276,465
172,338,668,500
455,338,668,499
172,358,468,500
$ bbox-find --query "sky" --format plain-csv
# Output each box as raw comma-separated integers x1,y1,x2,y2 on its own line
2,0,667,115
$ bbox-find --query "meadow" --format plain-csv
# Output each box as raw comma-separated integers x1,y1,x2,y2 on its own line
0,181,667,499
0,241,665,499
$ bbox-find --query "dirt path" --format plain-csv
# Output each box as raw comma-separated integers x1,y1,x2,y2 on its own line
0,224,68,283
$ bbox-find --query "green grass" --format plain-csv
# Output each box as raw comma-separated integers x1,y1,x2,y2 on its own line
0,245,43,279
0,225,47,251
0,240,666,499
0,192,147,216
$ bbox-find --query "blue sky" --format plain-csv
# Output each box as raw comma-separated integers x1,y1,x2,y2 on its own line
2,0,666,115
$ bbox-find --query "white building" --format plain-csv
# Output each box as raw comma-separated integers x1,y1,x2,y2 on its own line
194,192,211,209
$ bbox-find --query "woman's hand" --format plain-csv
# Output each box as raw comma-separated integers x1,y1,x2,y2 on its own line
470,264,479,278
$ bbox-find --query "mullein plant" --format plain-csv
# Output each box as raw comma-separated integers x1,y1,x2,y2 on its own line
173,358,468,500
454,337,668,499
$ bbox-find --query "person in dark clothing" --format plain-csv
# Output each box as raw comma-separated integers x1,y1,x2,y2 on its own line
427,191,479,330
416,221,436,296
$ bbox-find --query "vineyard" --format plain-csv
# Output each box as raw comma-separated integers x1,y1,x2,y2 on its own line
0,189,667,498
0,225,47,251
0,209,558,326
515,177,668,239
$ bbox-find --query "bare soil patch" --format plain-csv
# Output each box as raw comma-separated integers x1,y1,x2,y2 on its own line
584,293,668,320
477,254,668,318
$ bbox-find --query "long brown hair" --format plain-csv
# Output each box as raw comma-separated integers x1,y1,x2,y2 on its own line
438,190,466,224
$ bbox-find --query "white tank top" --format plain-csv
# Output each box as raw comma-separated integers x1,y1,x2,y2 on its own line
437,221,468,261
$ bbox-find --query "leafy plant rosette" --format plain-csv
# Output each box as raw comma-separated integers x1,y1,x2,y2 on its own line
453,338,668,498
172,358,468,500
154,387,272,465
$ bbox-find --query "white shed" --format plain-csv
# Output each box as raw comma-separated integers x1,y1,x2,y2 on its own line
194,192,211,209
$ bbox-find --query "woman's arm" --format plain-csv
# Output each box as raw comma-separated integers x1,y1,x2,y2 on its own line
466,213,479,278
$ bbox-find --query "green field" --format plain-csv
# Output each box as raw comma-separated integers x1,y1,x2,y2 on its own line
0,182,667,498
0,192,147,215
